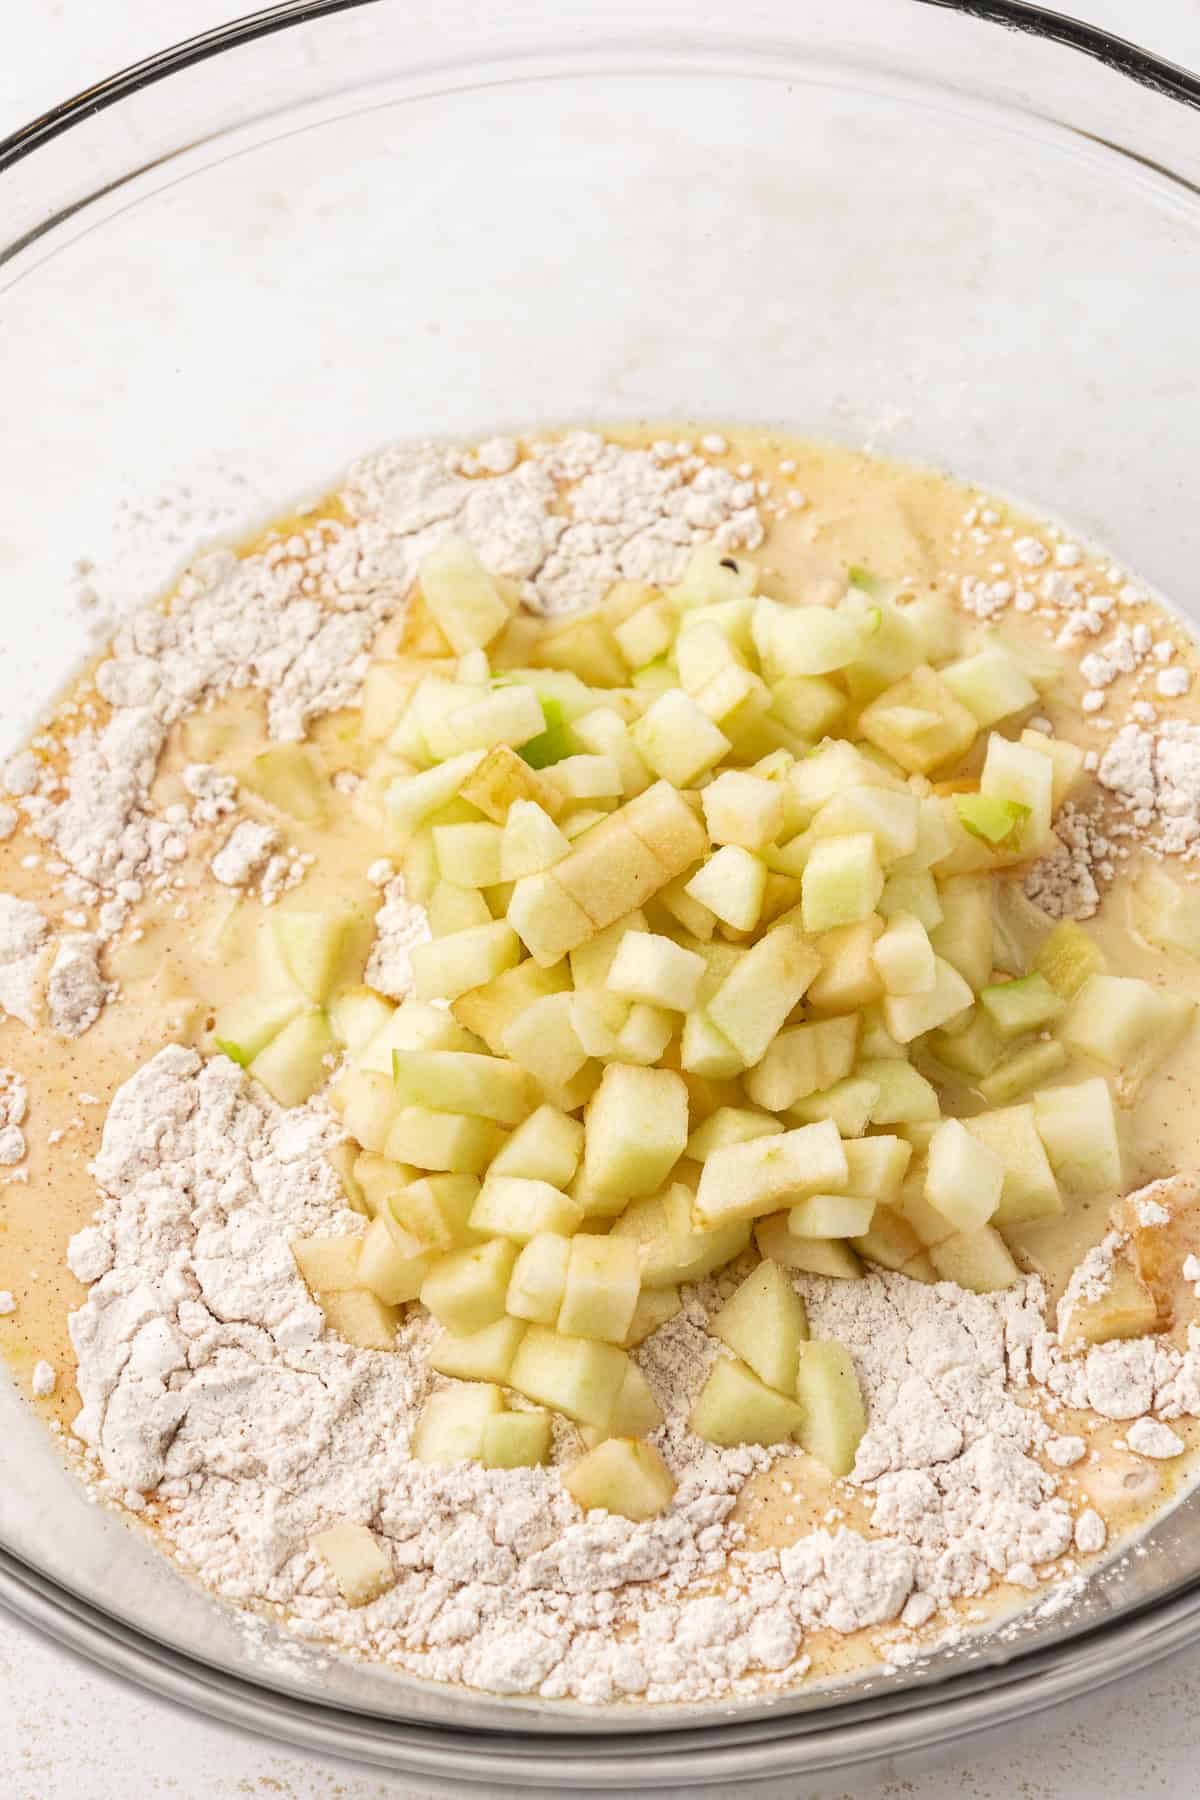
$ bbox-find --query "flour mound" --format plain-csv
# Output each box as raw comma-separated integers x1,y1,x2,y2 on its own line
65,1049,1169,1705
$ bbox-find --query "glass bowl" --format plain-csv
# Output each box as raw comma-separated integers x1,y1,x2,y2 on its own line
2,0,1200,1785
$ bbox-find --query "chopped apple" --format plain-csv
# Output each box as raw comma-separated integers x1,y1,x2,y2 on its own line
979,973,1065,1039
806,919,885,1013
632,689,731,786
755,1213,865,1279
490,1104,584,1187
451,956,569,1055
500,991,589,1089
356,1212,435,1305
386,750,487,837
686,845,767,933
385,1106,505,1174
411,921,522,1004
356,1001,482,1073
558,1236,642,1342
1061,973,1195,1091
929,1226,1021,1292
432,820,504,888
419,537,511,652
693,1120,848,1230
291,1234,362,1293
391,1051,531,1125
583,1063,689,1199
427,881,493,937
506,1231,571,1325
1034,919,1105,999
963,1103,1062,1224
1060,1259,1159,1350
706,920,821,1067
272,909,362,1002
390,1173,482,1249
614,1003,675,1065
311,1521,395,1606
701,770,786,851
507,1325,630,1428
685,1106,783,1161
469,1175,583,1244
924,1117,1004,1231
801,833,883,934
413,1381,506,1464
249,1010,335,1108
794,1341,867,1478
621,1285,682,1347
214,992,304,1067
856,1057,940,1125
459,742,559,823
851,1203,927,1274
788,1075,880,1137
420,1238,518,1333
609,1185,750,1286
606,930,705,1012
941,648,1038,727
1033,1078,1122,1193
319,1288,399,1349
872,911,936,997
788,1193,876,1238
711,1261,809,1392
856,665,977,774
564,1438,676,1520
690,1356,804,1445
480,1409,553,1468
978,1039,1069,1105
429,1315,526,1384
500,799,571,881
810,786,920,864
840,1135,912,1202
621,780,710,878
881,954,973,1043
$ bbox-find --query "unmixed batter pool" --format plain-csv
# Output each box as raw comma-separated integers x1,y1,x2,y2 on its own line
2,426,1200,1704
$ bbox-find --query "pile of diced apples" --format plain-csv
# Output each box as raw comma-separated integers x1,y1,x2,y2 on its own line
213,535,1198,1524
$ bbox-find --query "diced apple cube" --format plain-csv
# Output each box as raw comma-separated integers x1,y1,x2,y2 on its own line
851,1203,927,1274
788,1193,876,1238
689,1357,804,1445
614,599,677,669
744,1015,859,1108
753,598,869,678
802,833,883,933
490,1105,584,1187
977,1038,1069,1105
679,1010,745,1078
1061,973,1195,1092
632,689,731,786
500,991,589,1090
390,1173,482,1249
334,1069,404,1152
386,750,486,837
420,1238,518,1333
693,1120,848,1229
925,1118,1004,1231
433,821,504,888
534,613,628,686
452,956,569,1055
712,1262,809,1392
929,1227,1021,1293
810,786,920,864
857,1058,940,1124
980,732,1053,851
794,1341,867,1478
755,1214,864,1279
605,930,705,1012
655,869,718,941
856,666,977,775
872,911,936,996
469,1175,583,1243
385,1106,505,1173
686,1106,783,1161
686,845,767,933
558,1236,642,1342
881,954,973,1043
1033,1078,1122,1193
841,1135,912,1202
961,1103,1061,1225
544,754,624,804
459,742,559,823
356,1212,435,1305
583,1063,688,1199
706,920,821,1067
215,992,305,1067
564,1438,676,1520
621,781,710,879
930,874,993,991
428,1316,526,1383
880,868,943,931
552,819,664,932
979,972,1065,1039
506,1231,571,1325
701,771,786,851
607,1361,664,1437
419,537,511,652
500,799,571,880
507,1326,630,1427
357,1001,482,1073
427,881,493,937
1060,1260,1159,1350
319,1288,398,1349
614,1003,675,1065
788,1074,880,1137
480,1409,553,1468
413,1382,505,1464
941,648,1038,727
806,919,885,1013
391,1051,531,1125
621,1285,682,1347
272,910,362,1003
411,921,522,1003
311,1521,395,1606
249,1010,335,1108
291,1234,362,1293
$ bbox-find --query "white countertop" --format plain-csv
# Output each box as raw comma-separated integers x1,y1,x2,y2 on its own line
3,3,1200,1794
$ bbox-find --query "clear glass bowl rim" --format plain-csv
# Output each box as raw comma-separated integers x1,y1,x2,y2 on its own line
3,0,1200,1784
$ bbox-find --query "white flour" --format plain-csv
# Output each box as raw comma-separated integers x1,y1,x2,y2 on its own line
1098,721,1200,858
0,1068,28,1167
64,1046,1199,1704
364,874,433,1000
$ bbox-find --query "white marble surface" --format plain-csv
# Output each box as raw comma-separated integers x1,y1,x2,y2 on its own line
3,2,1200,1794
